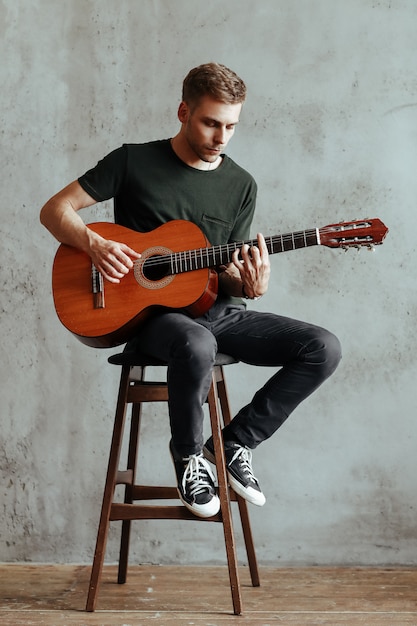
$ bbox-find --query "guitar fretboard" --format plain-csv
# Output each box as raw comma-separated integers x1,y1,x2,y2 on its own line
143,228,320,276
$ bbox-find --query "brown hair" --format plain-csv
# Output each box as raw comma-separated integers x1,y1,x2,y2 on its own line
182,63,246,108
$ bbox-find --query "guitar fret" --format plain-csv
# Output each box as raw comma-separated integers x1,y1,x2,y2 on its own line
294,231,305,249
218,245,223,264
214,246,221,266
213,246,218,265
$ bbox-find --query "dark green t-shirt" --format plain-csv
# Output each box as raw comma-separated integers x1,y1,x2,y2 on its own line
78,140,257,247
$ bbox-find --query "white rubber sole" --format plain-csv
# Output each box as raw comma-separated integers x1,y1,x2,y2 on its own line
177,488,220,518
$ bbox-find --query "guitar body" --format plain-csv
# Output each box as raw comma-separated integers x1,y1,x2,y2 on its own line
52,221,218,348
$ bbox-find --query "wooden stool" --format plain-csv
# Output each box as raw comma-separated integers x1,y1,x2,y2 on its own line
86,351,260,615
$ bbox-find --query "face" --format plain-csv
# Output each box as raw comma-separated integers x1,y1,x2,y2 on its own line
178,95,242,166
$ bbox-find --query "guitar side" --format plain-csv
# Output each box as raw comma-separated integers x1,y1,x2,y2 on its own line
52,221,218,348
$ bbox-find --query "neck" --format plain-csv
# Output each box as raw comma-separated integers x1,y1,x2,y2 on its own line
170,135,222,171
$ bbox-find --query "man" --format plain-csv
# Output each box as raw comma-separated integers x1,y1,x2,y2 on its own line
40,62,341,519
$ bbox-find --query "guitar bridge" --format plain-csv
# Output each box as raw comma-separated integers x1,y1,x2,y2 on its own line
92,264,105,309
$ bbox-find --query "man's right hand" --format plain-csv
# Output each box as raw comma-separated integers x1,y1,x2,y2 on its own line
88,233,141,284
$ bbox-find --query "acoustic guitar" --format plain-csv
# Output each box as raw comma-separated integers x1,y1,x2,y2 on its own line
51,218,388,348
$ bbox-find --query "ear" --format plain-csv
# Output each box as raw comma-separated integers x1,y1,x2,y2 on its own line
177,101,190,124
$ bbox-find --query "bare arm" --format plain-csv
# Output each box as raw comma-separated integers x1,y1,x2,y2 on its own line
218,233,271,299
40,180,140,283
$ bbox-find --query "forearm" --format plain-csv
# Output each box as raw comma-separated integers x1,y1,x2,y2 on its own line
40,181,101,253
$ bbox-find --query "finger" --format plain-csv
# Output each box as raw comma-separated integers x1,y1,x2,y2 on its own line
120,244,141,259
106,254,132,275
107,246,138,273
241,244,263,271
249,245,261,265
256,233,269,257
232,247,244,267
97,263,122,284
106,241,140,269
102,273,121,284
239,243,252,264
97,246,134,277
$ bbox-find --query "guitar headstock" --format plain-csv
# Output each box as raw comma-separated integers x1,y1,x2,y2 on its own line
319,218,388,249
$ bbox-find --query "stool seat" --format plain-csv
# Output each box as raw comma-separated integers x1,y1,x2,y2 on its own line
108,350,238,368
86,349,259,615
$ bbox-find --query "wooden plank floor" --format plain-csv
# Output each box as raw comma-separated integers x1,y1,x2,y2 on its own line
1,564,417,625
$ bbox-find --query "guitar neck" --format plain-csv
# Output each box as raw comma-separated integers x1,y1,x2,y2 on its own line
151,228,320,276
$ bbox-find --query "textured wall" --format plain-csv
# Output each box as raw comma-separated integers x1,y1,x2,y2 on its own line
1,0,416,566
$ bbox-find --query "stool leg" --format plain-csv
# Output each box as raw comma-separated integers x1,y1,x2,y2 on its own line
207,374,242,616
118,396,142,584
86,365,131,612
215,366,260,588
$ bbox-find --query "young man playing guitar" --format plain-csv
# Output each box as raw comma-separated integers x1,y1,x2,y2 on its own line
40,63,342,518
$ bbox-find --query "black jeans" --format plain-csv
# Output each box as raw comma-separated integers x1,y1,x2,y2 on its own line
127,300,342,457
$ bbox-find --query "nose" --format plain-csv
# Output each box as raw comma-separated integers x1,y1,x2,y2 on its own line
214,126,227,146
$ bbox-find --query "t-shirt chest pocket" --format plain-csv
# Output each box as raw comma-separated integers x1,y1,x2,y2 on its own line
200,213,234,246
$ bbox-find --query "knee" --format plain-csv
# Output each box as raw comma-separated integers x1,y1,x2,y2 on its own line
324,330,342,374
171,326,217,371
305,327,342,377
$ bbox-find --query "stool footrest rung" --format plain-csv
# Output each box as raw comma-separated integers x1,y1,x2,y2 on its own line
110,502,222,522
127,383,169,403
131,484,178,500
130,483,239,502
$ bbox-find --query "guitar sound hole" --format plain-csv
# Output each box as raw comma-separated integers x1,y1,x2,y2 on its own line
142,256,171,282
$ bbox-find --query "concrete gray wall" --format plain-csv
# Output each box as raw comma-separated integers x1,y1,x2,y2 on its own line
1,0,416,566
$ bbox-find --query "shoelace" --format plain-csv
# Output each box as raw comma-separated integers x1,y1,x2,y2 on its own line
229,446,258,483
182,454,216,497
